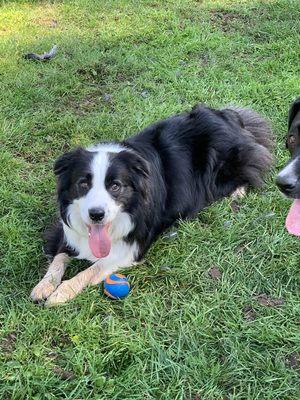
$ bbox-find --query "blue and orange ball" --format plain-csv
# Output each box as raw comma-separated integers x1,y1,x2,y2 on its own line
103,273,130,299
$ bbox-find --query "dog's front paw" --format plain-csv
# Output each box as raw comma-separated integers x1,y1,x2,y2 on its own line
231,186,247,199
45,281,77,307
30,279,58,302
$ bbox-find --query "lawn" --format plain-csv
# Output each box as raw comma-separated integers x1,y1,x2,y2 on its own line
0,0,300,398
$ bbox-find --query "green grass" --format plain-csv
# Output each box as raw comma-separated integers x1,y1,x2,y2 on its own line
0,0,300,398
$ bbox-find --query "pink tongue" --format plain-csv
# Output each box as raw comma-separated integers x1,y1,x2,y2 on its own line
285,200,300,236
88,224,111,258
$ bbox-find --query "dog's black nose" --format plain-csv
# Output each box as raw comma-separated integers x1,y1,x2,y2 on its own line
276,175,296,193
89,208,105,222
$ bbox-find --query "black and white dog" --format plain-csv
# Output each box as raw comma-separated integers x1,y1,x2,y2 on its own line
276,98,300,235
31,104,273,306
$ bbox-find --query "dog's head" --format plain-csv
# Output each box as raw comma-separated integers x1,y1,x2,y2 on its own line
276,98,300,198
276,98,300,236
54,144,149,257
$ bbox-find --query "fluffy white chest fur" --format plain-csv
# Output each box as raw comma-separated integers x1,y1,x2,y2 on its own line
64,201,138,263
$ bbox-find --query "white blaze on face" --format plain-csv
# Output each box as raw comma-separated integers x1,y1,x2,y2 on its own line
78,151,120,225
78,145,126,259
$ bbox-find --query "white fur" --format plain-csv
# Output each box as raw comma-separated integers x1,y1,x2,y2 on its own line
45,240,138,306
30,253,69,301
62,212,135,263
231,186,246,199
87,142,125,153
76,151,119,226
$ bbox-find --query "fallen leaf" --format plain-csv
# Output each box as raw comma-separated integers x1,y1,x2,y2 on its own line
254,294,284,307
208,266,222,280
243,305,257,321
50,19,58,28
52,366,75,380
51,333,71,348
47,351,59,360
140,90,149,98
71,335,80,344
160,265,174,271
235,242,248,253
163,231,178,240
103,93,113,102
285,352,300,369
224,220,232,228
230,200,240,213
1,332,18,355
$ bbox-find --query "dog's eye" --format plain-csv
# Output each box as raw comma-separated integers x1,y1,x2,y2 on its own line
78,178,89,189
110,182,121,192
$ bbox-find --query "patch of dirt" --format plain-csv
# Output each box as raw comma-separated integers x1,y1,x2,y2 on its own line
52,366,75,380
209,9,249,33
33,18,58,28
67,93,100,116
76,63,110,85
198,52,212,67
116,72,132,82
243,305,257,321
285,352,300,370
249,31,271,43
254,294,285,307
208,265,222,280
65,90,115,116
77,62,136,86
235,242,250,254
0,331,18,355
51,333,72,348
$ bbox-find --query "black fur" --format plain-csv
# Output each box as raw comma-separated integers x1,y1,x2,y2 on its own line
43,222,78,259
47,104,273,261
288,97,300,131
286,97,300,154
54,147,94,226
123,105,273,258
276,98,300,198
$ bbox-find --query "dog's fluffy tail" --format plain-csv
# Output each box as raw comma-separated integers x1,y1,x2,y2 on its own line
228,106,273,151
225,106,274,187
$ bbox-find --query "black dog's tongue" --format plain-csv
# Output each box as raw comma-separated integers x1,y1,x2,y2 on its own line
285,199,300,236
88,224,111,258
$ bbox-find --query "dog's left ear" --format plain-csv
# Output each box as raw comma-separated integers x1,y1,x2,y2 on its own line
129,152,150,178
54,147,86,176
120,151,150,199
288,98,300,130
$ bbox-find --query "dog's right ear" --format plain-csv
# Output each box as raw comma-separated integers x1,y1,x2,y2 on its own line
288,98,300,130
54,147,85,176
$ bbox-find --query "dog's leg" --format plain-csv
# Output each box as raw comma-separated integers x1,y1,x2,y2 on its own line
231,186,247,199
45,242,136,306
45,262,122,306
30,253,69,301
